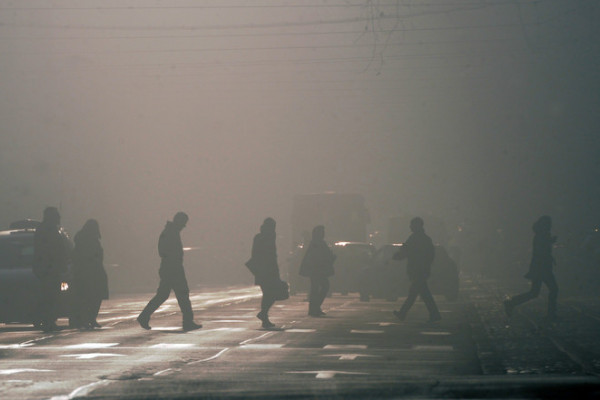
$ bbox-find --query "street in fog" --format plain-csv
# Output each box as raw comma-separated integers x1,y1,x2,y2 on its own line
2,279,600,399
0,2,599,399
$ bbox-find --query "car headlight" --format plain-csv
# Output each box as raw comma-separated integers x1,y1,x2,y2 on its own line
60,282,69,292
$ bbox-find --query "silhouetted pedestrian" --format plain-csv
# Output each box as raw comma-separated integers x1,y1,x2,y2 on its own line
137,212,202,331
246,217,282,329
33,207,69,332
393,217,441,322
72,219,108,329
504,215,559,321
299,225,335,317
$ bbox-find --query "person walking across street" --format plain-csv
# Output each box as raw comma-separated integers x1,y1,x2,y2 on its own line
504,215,559,321
72,219,108,329
246,217,284,329
137,212,202,331
299,225,336,317
393,217,441,323
33,207,69,332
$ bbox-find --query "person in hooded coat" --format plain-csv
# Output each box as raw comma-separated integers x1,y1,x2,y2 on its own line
137,212,202,331
299,225,335,317
248,217,282,329
72,219,108,329
504,215,559,320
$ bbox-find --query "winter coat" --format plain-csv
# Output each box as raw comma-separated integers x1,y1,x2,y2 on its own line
158,221,185,273
248,231,280,286
33,222,68,280
299,240,335,278
73,230,109,300
395,230,435,281
524,231,555,281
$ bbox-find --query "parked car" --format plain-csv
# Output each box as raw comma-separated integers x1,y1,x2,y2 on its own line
359,243,459,302
330,241,376,295
0,221,74,326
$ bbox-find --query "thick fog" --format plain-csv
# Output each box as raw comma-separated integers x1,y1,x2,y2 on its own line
1,1,599,290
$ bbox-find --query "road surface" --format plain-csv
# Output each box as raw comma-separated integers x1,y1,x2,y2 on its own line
1,279,600,399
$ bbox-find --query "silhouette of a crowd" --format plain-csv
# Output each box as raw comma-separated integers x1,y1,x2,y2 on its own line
28,207,560,332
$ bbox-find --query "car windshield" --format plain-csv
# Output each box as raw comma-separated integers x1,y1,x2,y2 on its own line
0,235,34,269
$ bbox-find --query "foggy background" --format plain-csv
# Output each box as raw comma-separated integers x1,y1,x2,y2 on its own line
1,1,598,291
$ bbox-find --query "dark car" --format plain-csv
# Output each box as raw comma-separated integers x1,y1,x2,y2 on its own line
330,241,376,295
0,222,74,327
288,241,376,296
359,243,459,302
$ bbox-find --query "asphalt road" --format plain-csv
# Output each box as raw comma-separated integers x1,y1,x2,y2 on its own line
2,280,600,399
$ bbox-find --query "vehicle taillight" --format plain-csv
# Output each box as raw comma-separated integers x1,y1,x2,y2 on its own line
61,282,69,292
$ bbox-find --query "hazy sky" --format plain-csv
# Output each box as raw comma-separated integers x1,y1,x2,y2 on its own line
1,1,598,285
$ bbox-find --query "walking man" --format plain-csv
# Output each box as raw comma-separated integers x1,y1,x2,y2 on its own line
504,215,559,321
393,217,441,322
137,212,202,331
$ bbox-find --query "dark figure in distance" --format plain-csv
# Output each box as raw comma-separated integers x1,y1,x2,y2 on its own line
137,212,202,331
504,215,559,321
248,217,282,329
72,219,108,329
33,207,69,332
393,217,441,322
299,225,335,317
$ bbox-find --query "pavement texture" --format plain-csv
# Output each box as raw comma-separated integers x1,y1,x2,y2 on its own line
1,279,600,399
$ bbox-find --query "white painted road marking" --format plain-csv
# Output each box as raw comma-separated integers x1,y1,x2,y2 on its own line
209,327,247,332
151,326,181,331
0,343,35,349
323,345,368,350
0,368,53,375
369,322,398,327
189,347,230,365
285,329,317,333
350,329,384,334
65,343,119,349
150,343,195,349
240,344,284,349
61,353,124,360
49,380,112,400
287,370,368,379
239,331,275,345
323,354,379,361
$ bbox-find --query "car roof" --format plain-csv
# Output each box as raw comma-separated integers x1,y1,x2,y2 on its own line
0,229,35,238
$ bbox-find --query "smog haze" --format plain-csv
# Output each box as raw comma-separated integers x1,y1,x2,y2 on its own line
1,1,598,288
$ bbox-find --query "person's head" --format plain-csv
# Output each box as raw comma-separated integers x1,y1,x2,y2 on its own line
533,215,552,234
81,219,101,239
312,225,325,241
173,212,189,231
42,207,60,226
410,217,424,233
261,217,276,235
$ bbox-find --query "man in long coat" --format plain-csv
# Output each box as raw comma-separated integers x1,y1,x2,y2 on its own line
33,207,68,332
137,212,201,331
